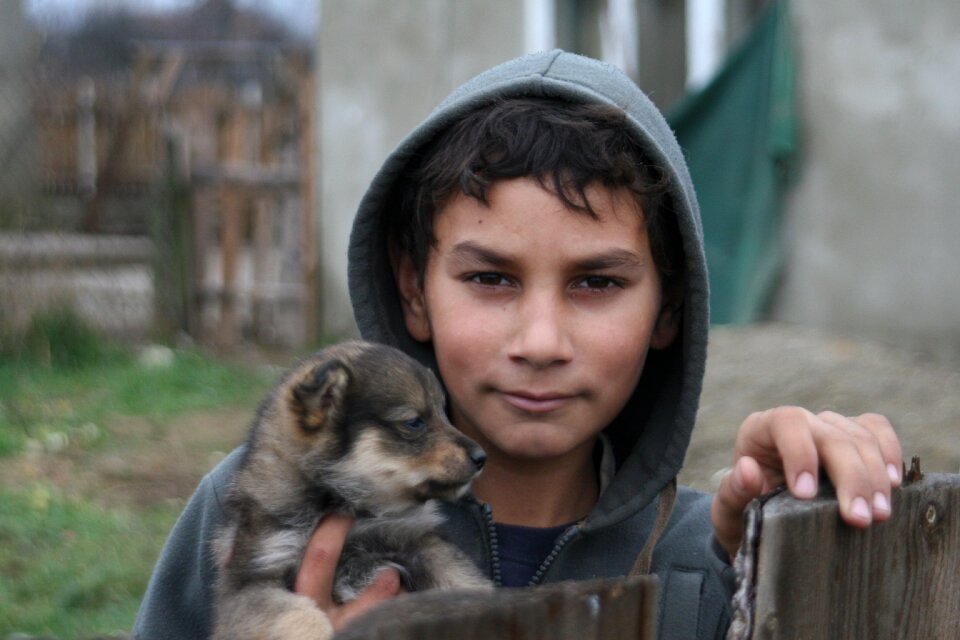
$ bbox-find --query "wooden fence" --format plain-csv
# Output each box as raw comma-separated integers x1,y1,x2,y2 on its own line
729,464,960,640
29,43,318,349
151,138,317,349
334,577,658,640
330,464,959,640
145,45,317,349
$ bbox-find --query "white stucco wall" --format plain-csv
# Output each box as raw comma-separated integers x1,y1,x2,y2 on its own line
316,0,526,338
773,1,960,347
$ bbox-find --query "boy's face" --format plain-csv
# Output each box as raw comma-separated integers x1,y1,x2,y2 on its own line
396,178,678,468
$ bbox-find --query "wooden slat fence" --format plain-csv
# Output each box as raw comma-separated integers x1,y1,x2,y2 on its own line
334,577,658,640
330,465,959,640
729,466,960,640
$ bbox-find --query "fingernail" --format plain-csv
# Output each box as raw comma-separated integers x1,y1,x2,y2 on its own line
795,471,817,498
851,497,872,523
887,463,901,484
873,492,890,515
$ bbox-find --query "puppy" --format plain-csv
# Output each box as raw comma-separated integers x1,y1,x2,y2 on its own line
212,341,491,640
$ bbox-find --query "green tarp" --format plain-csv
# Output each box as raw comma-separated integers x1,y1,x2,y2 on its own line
668,0,799,324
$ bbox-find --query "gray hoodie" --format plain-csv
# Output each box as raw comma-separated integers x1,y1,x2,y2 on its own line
134,50,733,640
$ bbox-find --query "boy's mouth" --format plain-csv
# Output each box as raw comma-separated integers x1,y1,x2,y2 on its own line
499,390,575,414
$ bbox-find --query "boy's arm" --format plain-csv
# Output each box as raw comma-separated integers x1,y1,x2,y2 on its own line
133,472,225,640
711,408,902,560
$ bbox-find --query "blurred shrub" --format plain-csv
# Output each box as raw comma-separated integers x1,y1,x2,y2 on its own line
1,306,127,369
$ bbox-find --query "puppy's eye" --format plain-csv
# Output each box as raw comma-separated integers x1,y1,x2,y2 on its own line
403,417,426,431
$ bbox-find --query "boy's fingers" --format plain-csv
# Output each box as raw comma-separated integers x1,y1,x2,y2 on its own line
816,411,897,525
736,407,820,498
711,456,764,560
809,413,876,527
329,568,404,630
295,513,354,609
854,412,903,486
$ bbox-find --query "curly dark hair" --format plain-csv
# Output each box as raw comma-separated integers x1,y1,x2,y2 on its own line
390,97,683,291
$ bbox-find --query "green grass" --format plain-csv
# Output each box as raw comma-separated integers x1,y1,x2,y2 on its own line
0,308,282,637
0,310,288,466
0,485,180,638
0,342,275,458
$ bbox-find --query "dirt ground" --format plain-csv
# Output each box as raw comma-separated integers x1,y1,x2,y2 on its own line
681,323,960,491
5,323,959,510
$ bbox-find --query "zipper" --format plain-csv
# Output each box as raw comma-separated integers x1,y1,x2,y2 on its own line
472,437,609,587
479,502,503,587
528,524,580,586
477,498,583,588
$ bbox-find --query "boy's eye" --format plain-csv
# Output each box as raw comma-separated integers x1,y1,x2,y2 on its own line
574,275,623,290
402,417,426,431
469,272,511,287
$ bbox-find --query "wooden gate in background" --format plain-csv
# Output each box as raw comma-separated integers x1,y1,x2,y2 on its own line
151,44,317,350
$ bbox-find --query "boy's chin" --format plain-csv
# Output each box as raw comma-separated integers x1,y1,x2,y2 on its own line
485,427,600,464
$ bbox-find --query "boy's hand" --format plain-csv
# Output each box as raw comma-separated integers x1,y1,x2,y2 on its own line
294,514,404,630
711,408,903,561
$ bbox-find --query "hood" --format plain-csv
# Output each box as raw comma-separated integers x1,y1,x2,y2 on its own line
348,50,709,532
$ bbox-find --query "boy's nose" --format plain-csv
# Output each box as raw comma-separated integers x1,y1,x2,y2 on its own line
507,292,573,368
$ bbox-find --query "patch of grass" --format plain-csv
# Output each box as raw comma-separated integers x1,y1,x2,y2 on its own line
0,339,275,458
0,484,181,638
0,308,284,636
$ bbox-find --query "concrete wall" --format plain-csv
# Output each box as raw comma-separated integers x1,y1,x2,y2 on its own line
316,0,526,338
773,1,960,347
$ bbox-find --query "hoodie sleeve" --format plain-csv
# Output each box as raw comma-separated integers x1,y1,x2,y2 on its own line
132,448,243,640
651,488,735,640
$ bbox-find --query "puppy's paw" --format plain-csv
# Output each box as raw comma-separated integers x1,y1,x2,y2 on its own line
271,603,335,640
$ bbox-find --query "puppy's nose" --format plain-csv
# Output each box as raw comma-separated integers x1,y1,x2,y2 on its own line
469,448,487,471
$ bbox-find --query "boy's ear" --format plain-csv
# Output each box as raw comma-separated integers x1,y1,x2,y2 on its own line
391,248,432,342
650,281,683,350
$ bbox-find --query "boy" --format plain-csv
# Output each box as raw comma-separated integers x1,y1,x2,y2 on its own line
134,51,901,639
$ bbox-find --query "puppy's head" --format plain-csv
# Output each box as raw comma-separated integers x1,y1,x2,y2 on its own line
278,341,485,514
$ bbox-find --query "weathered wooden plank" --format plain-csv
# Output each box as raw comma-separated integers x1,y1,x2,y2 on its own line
217,186,244,347
334,577,657,640
597,578,655,640
251,195,272,342
191,164,301,189
730,471,960,640
296,60,318,346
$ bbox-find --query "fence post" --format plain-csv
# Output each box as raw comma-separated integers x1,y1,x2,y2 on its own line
151,129,192,341
218,184,244,348
252,194,272,342
76,76,97,200
729,468,960,639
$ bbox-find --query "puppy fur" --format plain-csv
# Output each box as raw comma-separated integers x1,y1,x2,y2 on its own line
212,341,491,640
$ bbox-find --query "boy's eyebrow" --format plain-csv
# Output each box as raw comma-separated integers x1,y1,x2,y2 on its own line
573,249,645,271
449,241,516,268
449,241,645,270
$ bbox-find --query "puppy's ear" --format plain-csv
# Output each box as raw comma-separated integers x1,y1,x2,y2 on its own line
289,360,349,432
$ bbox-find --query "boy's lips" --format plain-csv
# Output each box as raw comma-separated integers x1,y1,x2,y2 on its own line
498,390,575,414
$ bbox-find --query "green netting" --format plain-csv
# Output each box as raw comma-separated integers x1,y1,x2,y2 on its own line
668,0,799,324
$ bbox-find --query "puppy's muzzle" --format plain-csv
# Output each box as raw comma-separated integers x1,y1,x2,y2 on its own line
468,446,486,471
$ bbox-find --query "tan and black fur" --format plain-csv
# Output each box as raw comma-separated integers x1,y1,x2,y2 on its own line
212,341,491,640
